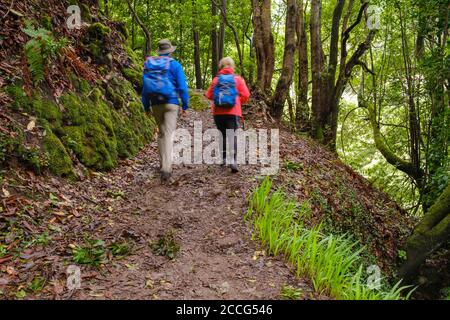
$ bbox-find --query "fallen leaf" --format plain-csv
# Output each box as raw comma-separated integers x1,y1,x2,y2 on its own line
26,120,36,131
2,188,10,197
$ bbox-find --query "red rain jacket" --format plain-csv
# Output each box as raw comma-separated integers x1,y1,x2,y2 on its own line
205,68,250,117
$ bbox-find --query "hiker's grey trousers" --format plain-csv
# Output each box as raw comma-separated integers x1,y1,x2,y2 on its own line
152,104,179,173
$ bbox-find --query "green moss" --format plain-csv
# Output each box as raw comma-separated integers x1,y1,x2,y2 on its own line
0,132,21,165
5,74,155,176
43,128,74,177
60,92,117,170
69,74,91,94
30,95,62,129
87,22,111,40
80,3,93,24
121,67,142,91
6,85,31,111
41,15,53,30
124,46,143,68
84,23,112,65
189,91,210,111
106,86,125,109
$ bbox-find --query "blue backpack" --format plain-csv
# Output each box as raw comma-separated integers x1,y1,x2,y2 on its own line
142,56,174,105
213,74,238,108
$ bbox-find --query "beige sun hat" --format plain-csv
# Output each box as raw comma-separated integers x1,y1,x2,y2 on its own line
157,39,177,55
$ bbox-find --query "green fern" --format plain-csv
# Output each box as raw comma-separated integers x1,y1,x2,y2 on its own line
22,24,67,84
25,39,45,83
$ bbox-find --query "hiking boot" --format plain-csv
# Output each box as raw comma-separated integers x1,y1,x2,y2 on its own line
160,171,172,183
230,163,239,173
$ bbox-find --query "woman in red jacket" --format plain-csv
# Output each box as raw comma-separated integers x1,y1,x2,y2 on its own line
205,57,251,173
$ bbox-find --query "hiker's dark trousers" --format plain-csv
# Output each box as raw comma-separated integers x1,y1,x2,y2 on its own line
214,115,241,165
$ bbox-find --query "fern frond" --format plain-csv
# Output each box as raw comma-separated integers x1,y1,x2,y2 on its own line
22,24,68,84
25,39,45,84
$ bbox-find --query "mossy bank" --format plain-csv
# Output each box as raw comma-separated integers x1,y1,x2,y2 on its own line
4,75,156,178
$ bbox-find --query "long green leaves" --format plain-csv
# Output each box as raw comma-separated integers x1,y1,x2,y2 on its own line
247,177,412,300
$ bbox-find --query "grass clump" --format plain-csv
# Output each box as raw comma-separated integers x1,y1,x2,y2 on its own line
246,177,413,300
109,241,132,258
281,285,303,300
151,231,180,260
72,239,106,266
283,160,303,172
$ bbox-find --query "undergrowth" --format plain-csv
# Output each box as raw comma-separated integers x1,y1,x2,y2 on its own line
245,177,413,300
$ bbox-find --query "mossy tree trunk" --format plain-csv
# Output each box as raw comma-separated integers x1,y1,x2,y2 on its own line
399,183,450,279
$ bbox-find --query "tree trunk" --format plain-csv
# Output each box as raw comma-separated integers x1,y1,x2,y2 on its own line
214,0,244,76
310,0,327,140
399,183,450,279
310,1,375,150
251,0,275,92
193,0,203,89
218,0,227,61
296,0,309,131
271,0,297,120
211,0,219,77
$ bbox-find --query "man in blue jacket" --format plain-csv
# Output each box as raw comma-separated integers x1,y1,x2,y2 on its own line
142,39,189,183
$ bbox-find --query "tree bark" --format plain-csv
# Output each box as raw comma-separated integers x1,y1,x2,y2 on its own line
310,0,327,140
399,183,450,279
296,0,309,131
251,0,275,92
271,0,298,119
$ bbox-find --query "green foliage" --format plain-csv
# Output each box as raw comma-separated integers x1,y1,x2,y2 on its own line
109,241,132,257
43,127,74,177
280,285,303,300
247,178,413,300
28,276,46,292
72,239,106,266
441,287,450,300
0,244,7,258
151,231,180,260
283,160,303,172
0,131,20,166
22,24,67,84
188,90,210,111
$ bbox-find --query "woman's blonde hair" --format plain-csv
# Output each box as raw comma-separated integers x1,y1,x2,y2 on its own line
219,57,235,70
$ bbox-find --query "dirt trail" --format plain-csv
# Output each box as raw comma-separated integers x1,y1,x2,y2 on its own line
65,109,311,300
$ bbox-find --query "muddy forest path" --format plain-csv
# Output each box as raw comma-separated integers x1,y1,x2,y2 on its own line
60,109,311,300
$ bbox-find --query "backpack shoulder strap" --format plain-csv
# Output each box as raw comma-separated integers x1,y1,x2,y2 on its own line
164,57,172,71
